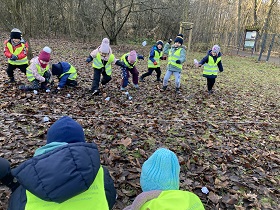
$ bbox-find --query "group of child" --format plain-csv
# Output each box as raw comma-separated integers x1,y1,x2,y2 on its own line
4,28,223,96
0,116,205,210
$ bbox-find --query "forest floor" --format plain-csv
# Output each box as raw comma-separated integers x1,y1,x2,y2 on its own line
0,36,279,210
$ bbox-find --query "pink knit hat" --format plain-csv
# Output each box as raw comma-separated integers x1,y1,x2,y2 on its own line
128,50,137,63
99,38,110,54
39,46,51,62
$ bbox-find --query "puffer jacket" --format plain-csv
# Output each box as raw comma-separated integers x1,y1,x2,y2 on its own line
8,142,116,210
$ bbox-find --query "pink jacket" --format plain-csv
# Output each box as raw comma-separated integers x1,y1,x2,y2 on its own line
28,57,51,82
89,46,118,64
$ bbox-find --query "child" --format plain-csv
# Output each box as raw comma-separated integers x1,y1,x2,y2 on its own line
195,45,223,94
3,28,29,83
123,148,205,210
51,62,78,93
140,40,165,82
162,34,186,94
120,50,144,90
86,38,126,95
19,46,52,91
0,116,116,210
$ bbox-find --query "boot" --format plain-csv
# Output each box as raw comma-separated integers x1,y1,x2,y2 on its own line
175,87,181,94
161,86,167,91
5,77,15,84
92,89,100,96
139,76,144,82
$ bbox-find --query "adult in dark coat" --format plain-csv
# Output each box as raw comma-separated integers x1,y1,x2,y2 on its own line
0,116,116,210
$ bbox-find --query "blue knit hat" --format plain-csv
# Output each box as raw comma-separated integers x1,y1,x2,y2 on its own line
174,34,184,45
46,116,85,144
140,148,180,192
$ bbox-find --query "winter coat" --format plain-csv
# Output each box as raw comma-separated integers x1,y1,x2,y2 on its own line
4,39,29,64
148,45,163,68
199,50,223,78
123,190,204,210
8,142,116,210
26,57,51,82
89,47,118,65
163,43,186,72
52,62,77,88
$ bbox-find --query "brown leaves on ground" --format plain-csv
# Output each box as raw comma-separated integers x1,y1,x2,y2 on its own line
0,35,279,210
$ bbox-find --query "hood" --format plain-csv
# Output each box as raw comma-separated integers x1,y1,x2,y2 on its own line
52,62,71,76
12,142,100,203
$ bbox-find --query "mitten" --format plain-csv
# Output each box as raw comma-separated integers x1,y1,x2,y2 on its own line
52,88,59,94
86,55,93,63
153,61,158,65
10,54,18,61
176,60,181,64
138,55,144,60
168,39,173,44
115,60,127,68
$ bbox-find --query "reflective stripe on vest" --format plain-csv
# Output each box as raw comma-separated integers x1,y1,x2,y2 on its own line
25,166,109,210
7,42,28,65
203,56,221,76
92,53,115,76
121,53,137,69
26,65,49,82
148,50,162,68
140,190,205,210
168,48,183,69
59,65,77,80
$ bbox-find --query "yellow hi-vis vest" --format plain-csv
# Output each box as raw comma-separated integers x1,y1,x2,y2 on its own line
168,48,183,69
92,53,115,76
140,190,205,210
26,64,49,82
121,53,137,69
148,50,162,68
7,42,28,65
59,65,77,80
25,167,109,210
203,56,221,76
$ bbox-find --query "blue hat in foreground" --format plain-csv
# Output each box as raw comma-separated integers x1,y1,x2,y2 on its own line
47,116,85,144
140,148,180,192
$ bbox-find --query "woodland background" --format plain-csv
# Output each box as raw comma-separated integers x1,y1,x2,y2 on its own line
0,0,280,54
0,0,279,210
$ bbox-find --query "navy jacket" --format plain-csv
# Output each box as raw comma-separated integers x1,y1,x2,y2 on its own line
149,45,162,63
52,62,76,88
8,142,116,210
199,50,223,78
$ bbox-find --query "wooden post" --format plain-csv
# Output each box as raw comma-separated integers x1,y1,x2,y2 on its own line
179,22,193,54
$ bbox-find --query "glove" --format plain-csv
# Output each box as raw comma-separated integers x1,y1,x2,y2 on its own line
153,61,158,65
138,55,144,60
115,60,127,68
160,56,167,60
86,55,93,63
52,88,59,94
176,60,181,64
10,54,18,61
168,38,172,44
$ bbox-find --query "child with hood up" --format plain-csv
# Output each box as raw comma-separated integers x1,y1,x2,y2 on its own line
19,46,52,91
3,28,29,84
195,45,223,94
119,50,144,91
51,62,78,93
0,116,116,210
123,148,205,210
86,38,127,95
161,34,186,94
